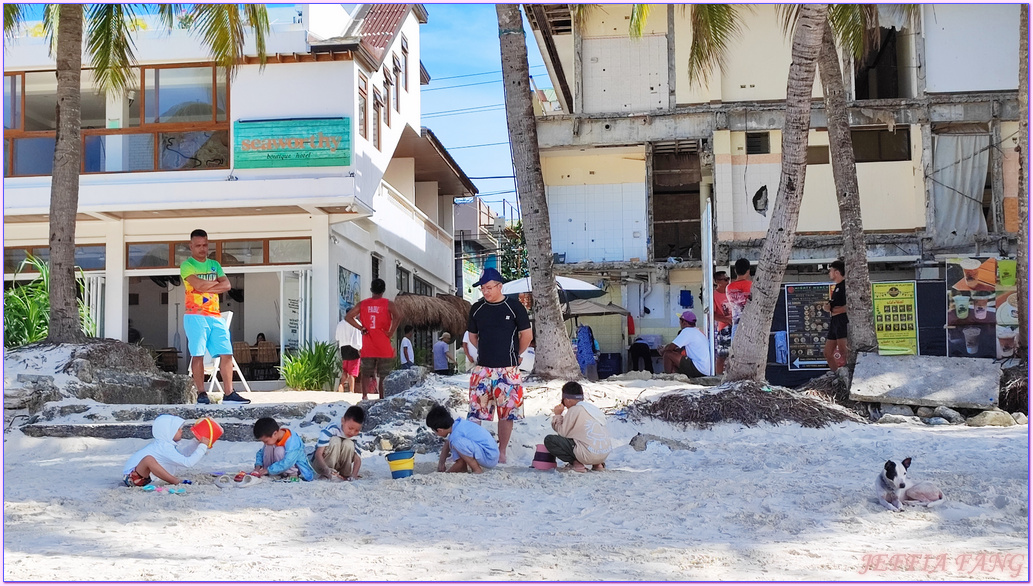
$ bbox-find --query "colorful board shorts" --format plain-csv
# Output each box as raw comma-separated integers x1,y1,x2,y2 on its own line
183,314,233,357
341,358,360,377
715,325,732,358
468,365,524,422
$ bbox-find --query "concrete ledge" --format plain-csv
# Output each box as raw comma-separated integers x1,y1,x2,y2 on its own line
849,353,1000,410
21,421,259,442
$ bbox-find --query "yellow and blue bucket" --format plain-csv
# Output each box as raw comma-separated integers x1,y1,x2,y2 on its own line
386,450,415,479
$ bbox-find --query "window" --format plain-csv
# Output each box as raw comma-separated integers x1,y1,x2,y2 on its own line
4,64,230,177
807,145,830,165
401,37,409,92
372,90,383,150
851,128,911,163
414,276,433,296
371,255,381,280
220,240,264,266
124,238,310,269
4,245,105,273
382,73,391,127
745,132,770,155
358,73,368,139
392,55,401,111
268,238,311,264
396,266,410,293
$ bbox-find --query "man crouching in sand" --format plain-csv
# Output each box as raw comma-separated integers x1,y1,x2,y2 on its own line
544,381,612,472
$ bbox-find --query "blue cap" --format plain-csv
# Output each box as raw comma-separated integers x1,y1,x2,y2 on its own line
473,268,504,288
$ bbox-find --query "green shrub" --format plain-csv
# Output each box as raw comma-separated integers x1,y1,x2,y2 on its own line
3,257,97,349
279,341,341,391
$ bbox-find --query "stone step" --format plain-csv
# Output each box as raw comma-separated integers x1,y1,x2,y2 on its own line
21,421,260,442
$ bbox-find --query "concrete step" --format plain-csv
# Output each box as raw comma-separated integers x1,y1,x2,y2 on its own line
21,421,259,442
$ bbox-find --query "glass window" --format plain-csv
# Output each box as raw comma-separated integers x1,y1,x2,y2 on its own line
84,134,155,173
80,70,107,129
127,243,170,268
5,74,21,129
414,276,433,296
4,248,28,273
158,130,229,170
13,137,55,176
145,67,214,124
23,71,57,131
852,129,911,163
392,57,401,111
215,68,227,122
382,77,391,126
371,255,380,280
401,37,409,92
396,267,410,293
221,240,264,265
268,239,311,264
75,245,106,270
4,138,9,177
173,243,191,266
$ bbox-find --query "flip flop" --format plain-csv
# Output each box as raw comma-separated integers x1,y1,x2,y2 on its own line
215,475,235,489
237,474,263,488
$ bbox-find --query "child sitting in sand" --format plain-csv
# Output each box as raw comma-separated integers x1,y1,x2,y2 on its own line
252,417,316,481
312,406,365,481
426,404,499,474
544,381,612,472
122,415,211,487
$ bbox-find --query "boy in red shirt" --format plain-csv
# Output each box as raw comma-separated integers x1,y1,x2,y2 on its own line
345,278,399,400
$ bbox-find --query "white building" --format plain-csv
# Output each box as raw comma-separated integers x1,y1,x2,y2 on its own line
3,4,477,378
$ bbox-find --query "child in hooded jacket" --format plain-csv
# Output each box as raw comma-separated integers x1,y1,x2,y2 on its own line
122,414,209,486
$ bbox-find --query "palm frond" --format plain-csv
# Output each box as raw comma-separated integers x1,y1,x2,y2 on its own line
570,5,593,31
84,4,139,95
4,4,24,41
629,4,651,39
687,5,749,86
188,4,269,75
827,4,876,60
41,4,60,56
774,4,799,38
155,4,186,30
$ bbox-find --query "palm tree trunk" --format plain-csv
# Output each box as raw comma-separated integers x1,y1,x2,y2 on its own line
724,4,828,382
817,20,878,365
46,4,85,344
1017,4,1029,357
496,4,581,380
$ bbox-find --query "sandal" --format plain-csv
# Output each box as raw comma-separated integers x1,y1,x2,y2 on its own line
215,475,235,489
237,474,263,488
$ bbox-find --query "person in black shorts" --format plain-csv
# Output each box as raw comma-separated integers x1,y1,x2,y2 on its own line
822,259,849,370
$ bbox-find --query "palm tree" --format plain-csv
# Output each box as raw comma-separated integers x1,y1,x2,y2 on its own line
1017,5,1029,358
723,4,829,381
495,4,581,380
4,4,269,344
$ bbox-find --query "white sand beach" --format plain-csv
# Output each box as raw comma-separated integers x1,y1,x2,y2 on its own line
3,375,1028,581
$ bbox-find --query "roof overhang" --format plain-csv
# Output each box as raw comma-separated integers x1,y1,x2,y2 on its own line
393,126,478,198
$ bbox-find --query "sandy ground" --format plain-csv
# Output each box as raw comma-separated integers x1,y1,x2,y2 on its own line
3,375,1029,581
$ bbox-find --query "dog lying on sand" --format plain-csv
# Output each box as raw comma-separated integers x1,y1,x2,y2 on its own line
877,457,945,512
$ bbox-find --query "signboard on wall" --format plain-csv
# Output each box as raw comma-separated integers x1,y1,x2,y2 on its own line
946,257,1018,359
785,283,832,370
233,118,351,169
872,281,918,355
338,266,361,322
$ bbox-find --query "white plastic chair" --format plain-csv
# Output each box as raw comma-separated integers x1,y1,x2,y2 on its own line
187,311,252,393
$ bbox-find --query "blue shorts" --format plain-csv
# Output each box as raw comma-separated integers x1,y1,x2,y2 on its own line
184,314,233,357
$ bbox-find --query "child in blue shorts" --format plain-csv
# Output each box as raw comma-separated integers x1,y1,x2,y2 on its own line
426,404,499,474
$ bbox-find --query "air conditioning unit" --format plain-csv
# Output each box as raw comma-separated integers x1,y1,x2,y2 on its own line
493,217,506,231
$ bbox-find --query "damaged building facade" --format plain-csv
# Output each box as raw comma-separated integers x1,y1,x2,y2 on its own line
524,3,1022,371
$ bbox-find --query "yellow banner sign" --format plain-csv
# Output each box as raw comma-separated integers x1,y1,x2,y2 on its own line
872,281,917,356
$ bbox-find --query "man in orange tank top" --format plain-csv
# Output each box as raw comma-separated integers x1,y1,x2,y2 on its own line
345,278,399,400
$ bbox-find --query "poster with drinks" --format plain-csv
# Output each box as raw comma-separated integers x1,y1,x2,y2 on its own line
872,281,918,355
946,257,1017,359
785,283,833,370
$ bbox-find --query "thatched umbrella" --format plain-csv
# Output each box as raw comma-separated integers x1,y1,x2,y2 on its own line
394,293,471,338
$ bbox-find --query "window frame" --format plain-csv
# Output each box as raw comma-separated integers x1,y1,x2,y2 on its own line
400,37,409,92
372,89,383,151
123,237,311,270
358,72,368,140
392,55,401,111
396,266,411,293
382,70,391,127
4,63,230,178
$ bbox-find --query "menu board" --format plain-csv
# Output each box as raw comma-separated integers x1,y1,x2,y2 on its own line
872,281,918,355
946,257,1018,359
785,283,833,370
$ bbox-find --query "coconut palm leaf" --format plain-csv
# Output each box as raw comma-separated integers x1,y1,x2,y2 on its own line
686,5,750,85
779,4,920,61
4,4,24,40
84,4,140,94
155,4,186,30
629,4,650,38
189,4,268,74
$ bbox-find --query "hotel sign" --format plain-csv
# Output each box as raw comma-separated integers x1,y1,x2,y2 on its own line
233,118,351,168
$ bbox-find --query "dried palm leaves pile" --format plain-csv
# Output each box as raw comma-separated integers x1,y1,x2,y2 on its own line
631,379,866,430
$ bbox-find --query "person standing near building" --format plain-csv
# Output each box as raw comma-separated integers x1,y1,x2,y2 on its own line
725,258,753,340
433,332,456,375
400,325,416,368
822,259,849,371
181,229,249,404
335,316,362,393
345,278,399,400
467,268,532,465
712,270,733,374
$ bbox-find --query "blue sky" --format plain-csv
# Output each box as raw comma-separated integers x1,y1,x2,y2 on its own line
418,4,548,221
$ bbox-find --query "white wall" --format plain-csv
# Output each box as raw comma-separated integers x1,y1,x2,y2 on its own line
548,183,648,262
923,4,1019,93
